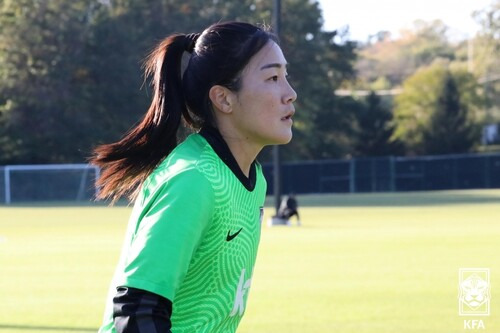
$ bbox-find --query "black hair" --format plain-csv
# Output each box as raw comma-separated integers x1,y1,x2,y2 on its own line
91,22,277,203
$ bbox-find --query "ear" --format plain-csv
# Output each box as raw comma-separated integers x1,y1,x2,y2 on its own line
209,85,233,114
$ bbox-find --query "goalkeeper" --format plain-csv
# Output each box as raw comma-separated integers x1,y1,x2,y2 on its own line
92,21,297,333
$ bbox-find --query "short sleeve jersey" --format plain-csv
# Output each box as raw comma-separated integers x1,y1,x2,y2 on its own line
99,128,267,333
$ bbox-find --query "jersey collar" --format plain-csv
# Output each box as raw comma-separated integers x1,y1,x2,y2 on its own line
199,126,257,191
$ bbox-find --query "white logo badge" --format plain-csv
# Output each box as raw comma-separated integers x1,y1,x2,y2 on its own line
459,268,490,316
230,268,252,317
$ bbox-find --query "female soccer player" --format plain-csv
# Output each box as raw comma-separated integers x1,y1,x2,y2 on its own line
93,21,297,332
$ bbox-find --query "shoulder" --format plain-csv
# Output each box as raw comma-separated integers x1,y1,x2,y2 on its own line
254,161,267,192
144,166,214,203
133,167,215,227
139,135,215,203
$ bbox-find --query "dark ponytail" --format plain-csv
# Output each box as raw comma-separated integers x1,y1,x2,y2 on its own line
91,34,193,203
91,22,276,203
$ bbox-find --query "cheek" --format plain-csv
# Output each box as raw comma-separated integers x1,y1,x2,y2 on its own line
255,101,277,125
239,86,280,124
255,90,278,113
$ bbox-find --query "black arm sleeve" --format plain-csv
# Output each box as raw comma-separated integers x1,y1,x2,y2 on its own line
113,286,173,333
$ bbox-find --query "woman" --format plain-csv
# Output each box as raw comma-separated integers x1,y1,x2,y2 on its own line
93,21,297,333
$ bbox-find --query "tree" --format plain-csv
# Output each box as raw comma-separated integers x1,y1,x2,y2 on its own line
471,0,500,77
355,20,455,89
394,64,481,155
471,0,500,124
89,0,359,161
422,74,478,154
0,0,359,164
353,92,404,156
0,0,107,163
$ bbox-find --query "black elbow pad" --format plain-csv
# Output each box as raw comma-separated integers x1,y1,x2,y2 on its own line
113,286,173,333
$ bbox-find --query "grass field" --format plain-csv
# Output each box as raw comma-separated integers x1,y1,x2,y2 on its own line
1,190,499,332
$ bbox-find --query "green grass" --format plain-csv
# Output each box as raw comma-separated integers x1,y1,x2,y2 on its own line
1,190,499,332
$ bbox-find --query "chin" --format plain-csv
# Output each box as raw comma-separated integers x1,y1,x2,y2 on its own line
258,128,293,146
272,130,293,145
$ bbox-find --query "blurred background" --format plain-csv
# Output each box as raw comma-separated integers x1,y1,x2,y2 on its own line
0,0,499,203
0,0,499,162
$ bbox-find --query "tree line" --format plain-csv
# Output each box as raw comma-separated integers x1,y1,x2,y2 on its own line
0,0,498,165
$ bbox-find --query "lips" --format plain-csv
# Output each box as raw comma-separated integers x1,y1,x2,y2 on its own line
281,110,295,121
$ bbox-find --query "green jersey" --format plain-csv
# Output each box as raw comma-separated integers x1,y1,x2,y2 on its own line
99,128,267,333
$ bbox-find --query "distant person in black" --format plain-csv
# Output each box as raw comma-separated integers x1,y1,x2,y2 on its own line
277,194,301,226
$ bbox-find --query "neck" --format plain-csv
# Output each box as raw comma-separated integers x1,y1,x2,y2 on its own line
217,129,262,177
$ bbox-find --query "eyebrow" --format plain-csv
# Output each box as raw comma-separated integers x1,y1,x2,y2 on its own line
260,63,288,70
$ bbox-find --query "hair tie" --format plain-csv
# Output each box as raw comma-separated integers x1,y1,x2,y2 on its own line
184,33,200,53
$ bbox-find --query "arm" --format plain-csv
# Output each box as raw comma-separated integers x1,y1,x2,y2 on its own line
118,169,214,299
113,286,172,333
112,170,214,330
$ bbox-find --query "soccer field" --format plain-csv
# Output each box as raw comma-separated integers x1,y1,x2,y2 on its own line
1,190,499,332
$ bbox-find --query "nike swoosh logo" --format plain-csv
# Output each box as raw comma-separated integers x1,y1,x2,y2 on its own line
226,228,243,242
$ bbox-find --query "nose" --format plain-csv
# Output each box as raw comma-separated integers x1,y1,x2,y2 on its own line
283,80,297,104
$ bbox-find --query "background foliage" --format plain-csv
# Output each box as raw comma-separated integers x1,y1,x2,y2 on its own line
0,0,358,164
0,0,498,164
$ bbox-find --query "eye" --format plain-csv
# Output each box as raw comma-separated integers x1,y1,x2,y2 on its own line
268,75,279,82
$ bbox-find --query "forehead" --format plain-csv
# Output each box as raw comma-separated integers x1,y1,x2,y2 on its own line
244,41,287,72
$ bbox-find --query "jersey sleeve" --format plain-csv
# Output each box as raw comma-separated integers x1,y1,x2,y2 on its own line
116,169,215,301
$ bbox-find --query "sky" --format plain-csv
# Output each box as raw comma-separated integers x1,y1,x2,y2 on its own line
316,0,493,41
